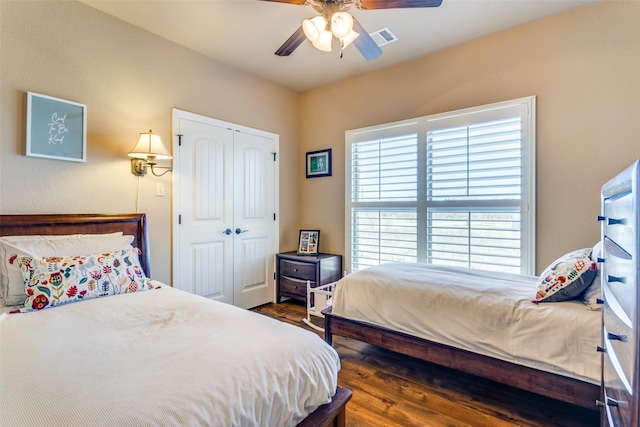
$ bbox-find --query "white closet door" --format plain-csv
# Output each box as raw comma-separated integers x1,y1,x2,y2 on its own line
233,130,276,309
173,109,278,308
174,116,235,303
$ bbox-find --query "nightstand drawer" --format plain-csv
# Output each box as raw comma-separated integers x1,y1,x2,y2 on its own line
279,276,315,296
276,252,342,304
280,259,317,280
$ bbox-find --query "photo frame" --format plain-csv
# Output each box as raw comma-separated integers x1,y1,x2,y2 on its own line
26,91,87,162
306,148,332,178
297,230,320,256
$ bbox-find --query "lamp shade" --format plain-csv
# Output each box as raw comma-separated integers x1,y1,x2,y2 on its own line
128,130,172,161
302,16,327,42
312,29,333,52
331,12,353,39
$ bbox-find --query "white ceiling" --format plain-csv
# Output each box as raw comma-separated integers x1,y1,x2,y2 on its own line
81,0,598,93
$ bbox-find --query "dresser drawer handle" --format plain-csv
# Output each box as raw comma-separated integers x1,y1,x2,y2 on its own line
596,298,605,305
607,275,626,284
597,257,605,263
596,346,607,353
607,332,627,342
599,215,626,225
606,397,620,407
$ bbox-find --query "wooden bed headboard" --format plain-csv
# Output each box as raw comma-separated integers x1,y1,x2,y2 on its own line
0,214,151,277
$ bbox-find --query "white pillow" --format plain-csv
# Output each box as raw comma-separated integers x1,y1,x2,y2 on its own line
0,233,133,306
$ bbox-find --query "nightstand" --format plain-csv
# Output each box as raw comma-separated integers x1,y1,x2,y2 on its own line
276,252,342,304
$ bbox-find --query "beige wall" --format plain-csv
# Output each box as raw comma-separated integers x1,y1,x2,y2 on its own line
2,1,639,280
299,1,640,273
0,1,300,284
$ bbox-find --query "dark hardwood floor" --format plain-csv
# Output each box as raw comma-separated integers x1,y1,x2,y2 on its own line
252,300,600,427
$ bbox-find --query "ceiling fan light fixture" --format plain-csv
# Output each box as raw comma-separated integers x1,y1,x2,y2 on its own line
302,15,327,42
312,29,333,52
330,11,353,39
340,29,359,49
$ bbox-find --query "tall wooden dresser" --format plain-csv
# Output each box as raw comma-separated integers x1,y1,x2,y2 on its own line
599,160,640,426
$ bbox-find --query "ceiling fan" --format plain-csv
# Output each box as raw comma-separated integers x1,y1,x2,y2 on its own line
263,0,443,60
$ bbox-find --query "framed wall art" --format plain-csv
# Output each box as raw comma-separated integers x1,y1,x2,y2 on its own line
297,230,320,256
306,148,331,178
26,91,87,162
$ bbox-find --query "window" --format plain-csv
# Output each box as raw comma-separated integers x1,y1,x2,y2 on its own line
346,97,536,275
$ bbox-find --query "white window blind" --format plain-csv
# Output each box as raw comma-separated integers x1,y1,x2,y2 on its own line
346,97,535,274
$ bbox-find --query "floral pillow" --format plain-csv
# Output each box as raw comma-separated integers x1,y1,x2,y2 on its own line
17,248,154,312
534,248,598,303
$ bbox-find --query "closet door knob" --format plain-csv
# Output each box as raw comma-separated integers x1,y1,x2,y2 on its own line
223,228,232,235
235,228,248,235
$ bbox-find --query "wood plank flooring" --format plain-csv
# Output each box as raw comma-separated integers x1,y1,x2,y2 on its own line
252,300,600,427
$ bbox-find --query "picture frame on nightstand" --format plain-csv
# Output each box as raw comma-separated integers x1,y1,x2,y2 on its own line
297,230,320,255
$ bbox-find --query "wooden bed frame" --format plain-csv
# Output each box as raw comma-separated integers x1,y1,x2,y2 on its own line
0,213,351,427
324,308,600,410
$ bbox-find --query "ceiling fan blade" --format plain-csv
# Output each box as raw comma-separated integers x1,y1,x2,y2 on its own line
260,0,307,4
275,25,306,56
359,0,442,9
352,17,382,61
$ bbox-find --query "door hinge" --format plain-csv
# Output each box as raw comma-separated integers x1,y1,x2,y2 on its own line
273,213,277,221
273,272,276,280
177,134,183,146
272,152,277,161
178,214,182,225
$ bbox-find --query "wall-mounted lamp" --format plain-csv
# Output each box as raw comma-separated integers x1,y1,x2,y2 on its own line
128,129,172,177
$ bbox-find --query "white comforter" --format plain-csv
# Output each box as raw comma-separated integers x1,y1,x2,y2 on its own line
332,263,600,384
0,284,340,427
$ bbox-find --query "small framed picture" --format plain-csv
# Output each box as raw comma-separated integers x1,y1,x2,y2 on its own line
297,230,320,256
306,149,332,178
26,91,87,162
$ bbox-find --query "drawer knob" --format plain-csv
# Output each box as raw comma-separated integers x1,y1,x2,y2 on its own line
608,218,626,225
596,400,606,407
293,268,298,272
606,397,620,407
607,332,627,342
599,215,626,225
596,298,605,305
597,257,605,263
607,275,626,284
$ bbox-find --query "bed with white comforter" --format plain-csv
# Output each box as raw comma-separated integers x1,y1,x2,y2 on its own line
1,283,340,426
332,262,601,385
0,214,344,427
